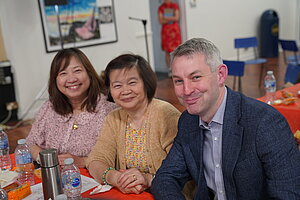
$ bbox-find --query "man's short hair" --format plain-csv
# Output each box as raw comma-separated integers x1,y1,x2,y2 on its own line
170,38,223,72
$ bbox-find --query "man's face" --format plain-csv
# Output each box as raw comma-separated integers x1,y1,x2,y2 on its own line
172,53,227,121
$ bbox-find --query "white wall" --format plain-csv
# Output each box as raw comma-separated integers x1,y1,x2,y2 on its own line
184,0,298,59
0,0,298,120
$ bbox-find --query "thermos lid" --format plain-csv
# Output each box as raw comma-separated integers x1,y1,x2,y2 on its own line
39,148,59,167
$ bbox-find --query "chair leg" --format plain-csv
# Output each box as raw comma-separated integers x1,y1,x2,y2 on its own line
238,76,242,92
295,52,300,65
233,76,236,91
259,64,264,87
283,51,287,65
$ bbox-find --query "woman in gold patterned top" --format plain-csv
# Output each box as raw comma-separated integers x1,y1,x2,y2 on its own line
86,54,181,194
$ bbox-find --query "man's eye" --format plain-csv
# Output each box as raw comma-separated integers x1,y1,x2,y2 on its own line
192,76,201,81
173,79,183,85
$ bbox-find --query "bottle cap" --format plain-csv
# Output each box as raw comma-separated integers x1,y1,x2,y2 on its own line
39,148,59,167
17,139,26,145
63,158,74,165
267,71,273,75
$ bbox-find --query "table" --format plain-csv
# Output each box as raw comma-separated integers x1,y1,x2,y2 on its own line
9,155,154,200
257,83,300,133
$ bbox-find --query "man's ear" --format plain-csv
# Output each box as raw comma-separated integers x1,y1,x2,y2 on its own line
217,64,228,86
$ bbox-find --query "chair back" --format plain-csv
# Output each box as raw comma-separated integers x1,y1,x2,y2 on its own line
223,60,245,92
234,37,261,61
234,37,258,49
279,40,299,52
279,39,300,65
284,63,300,84
223,60,245,77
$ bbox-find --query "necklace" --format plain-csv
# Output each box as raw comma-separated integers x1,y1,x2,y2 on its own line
72,117,79,130
71,107,84,130
72,120,78,130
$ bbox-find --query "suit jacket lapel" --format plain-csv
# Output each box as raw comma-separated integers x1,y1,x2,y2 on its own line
184,114,202,174
184,113,210,197
222,88,244,196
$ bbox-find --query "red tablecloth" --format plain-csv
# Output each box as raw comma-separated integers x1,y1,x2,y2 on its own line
9,154,154,200
80,168,154,200
257,83,300,133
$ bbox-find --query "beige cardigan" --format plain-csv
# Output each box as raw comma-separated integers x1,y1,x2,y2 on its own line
86,98,181,174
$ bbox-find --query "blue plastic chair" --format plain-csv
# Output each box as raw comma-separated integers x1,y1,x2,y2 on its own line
234,37,267,86
284,63,300,84
223,60,245,92
279,39,300,65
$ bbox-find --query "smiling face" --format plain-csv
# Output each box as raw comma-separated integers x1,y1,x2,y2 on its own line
172,53,227,122
109,67,148,112
56,56,90,105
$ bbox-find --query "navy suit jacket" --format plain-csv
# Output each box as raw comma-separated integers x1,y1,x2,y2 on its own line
151,87,300,199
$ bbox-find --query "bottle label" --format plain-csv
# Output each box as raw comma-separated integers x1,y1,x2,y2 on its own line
16,153,33,164
264,80,276,92
0,137,8,149
62,171,81,192
71,177,80,188
264,80,276,88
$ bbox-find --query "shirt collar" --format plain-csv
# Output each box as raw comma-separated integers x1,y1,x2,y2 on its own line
199,87,227,127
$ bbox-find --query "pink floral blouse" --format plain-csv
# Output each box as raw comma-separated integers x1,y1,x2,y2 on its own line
26,94,117,157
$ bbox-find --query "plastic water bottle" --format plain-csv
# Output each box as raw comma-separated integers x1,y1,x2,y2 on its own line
0,127,12,172
0,188,8,200
14,139,35,185
264,70,276,104
61,158,82,200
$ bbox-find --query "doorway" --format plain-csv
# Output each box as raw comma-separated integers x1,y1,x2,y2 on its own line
149,0,187,78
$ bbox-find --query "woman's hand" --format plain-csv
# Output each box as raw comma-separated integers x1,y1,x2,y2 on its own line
30,145,43,161
87,161,145,194
106,169,143,194
58,154,86,168
117,168,152,192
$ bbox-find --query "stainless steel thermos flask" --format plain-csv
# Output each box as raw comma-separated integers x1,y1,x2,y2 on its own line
39,148,63,200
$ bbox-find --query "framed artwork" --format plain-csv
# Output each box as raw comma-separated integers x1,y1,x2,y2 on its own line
38,0,118,53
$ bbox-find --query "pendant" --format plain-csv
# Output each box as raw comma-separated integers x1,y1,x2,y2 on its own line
72,124,78,130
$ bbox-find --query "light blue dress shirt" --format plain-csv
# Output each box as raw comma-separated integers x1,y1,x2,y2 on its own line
200,87,227,200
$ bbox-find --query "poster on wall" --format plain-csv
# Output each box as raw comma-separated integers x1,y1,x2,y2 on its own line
38,0,118,53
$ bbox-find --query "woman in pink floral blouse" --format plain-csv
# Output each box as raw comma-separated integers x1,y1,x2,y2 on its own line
26,48,117,168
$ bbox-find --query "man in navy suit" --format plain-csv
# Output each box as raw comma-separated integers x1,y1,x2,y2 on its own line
151,38,300,199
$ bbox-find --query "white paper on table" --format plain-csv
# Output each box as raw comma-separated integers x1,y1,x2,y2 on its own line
89,184,112,195
0,171,19,188
23,183,44,200
80,174,99,193
23,175,99,200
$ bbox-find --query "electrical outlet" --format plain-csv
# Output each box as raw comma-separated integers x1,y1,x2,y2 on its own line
6,101,18,111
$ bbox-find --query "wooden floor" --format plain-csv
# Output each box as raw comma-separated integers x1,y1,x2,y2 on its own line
5,53,289,153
